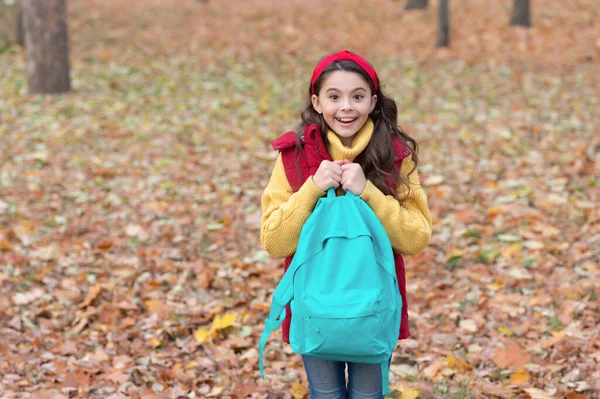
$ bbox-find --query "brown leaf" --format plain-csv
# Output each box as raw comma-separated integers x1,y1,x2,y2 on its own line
119,316,136,329
78,284,102,308
192,258,214,289
112,355,132,369
96,240,114,250
145,299,170,318
565,393,588,399
233,382,261,399
98,369,129,384
31,390,68,399
492,340,531,370
0,239,13,251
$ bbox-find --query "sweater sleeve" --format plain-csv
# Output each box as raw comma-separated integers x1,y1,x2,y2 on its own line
360,158,432,255
260,154,326,258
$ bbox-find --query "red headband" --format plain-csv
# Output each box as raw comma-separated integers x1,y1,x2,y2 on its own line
311,50,379,95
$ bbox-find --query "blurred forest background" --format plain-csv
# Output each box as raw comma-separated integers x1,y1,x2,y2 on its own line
0,0,598,398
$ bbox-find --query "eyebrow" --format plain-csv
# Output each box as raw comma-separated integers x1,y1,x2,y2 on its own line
325,87,368,93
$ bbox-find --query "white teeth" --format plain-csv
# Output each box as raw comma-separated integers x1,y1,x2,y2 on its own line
337,118,356,123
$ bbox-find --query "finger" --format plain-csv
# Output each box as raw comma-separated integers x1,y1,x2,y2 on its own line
340,163,356,171
327,169,341,179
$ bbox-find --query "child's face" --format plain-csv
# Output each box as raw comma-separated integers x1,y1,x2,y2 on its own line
311,70,377,146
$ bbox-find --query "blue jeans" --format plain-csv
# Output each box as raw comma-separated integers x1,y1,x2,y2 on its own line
302,355,391,399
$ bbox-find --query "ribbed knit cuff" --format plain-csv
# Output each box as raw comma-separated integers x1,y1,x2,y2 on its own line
295,177,326,211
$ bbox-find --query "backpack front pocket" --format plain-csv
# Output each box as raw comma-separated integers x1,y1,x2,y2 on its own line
297,289,392,357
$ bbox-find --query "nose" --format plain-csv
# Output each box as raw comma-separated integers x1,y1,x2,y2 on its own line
341,97,353,111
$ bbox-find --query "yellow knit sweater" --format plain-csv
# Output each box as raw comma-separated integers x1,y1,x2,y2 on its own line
261,119,432,259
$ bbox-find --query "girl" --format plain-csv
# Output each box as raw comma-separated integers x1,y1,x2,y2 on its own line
261,50,432,399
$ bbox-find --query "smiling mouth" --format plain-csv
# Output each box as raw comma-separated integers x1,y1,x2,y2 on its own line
335,117,358,125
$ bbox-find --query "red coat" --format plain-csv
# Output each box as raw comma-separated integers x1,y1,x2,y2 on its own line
271,124,412,343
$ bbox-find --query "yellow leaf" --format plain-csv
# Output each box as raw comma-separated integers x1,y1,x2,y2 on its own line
487,282,504,290
400,388,421,399
487,206,503,216
498,326,513,336
210,312,237,332
510,369,530,385
150,337,162,348
185,361,198,369
291,381,309,399
194,327,211,343
504,243,523,257
446,250,465,260
446,355,473,372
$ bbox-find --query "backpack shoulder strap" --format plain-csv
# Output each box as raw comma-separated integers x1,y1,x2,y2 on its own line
258,255,305,378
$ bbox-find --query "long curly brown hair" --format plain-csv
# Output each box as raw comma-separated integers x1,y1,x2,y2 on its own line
294,59,419,198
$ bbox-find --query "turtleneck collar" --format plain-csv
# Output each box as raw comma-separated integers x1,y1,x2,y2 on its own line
325,118,374,161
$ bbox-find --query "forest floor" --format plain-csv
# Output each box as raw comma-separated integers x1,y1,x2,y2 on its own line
0,0,599,398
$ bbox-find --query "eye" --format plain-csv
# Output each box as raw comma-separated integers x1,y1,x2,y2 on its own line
354,94,364,100
329,94,339,100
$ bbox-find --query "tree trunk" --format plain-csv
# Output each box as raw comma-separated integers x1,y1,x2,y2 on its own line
16,2,25,47
510,0,531,27
436,0,450,47
405,0,428,10
21,0,71,94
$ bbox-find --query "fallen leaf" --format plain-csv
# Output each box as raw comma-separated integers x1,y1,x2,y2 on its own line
424,175,445,186
446,355,473,372
78,284,101,308
112,355,132,369
565,392,587,399
523,387,555,399
291,381,309,399
31,389,68,399
459,319,478,333
194,328,210,343
98,370,129,384
400,388,421,399
492,341,531,369
510,369,530,385
211,312,237,330
422,358,446,379
0,239,13,251
145,299,169,318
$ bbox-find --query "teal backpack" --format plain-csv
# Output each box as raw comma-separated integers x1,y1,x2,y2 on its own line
259,188,402,394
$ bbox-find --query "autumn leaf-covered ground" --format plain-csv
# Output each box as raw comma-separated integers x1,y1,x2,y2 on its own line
0,0,599,398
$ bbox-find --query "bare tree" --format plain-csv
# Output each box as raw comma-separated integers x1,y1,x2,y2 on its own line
21,0,71,94
405,0,428,10
15,1,24,46
436,0,450,47
510,0,531,27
